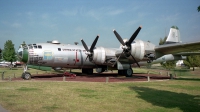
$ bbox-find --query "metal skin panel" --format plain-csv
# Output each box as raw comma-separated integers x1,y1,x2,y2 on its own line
26,43,97,69
166,27,180,43
117,61,131,70
93,47,106,64
155,41,200,58
151,54,185,64
130,40,145,61
132,54,186,67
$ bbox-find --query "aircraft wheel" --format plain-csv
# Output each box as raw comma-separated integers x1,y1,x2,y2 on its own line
96,68,106,73
87,69,93,74
22,72,32,80
82,68,93,74
125,69,133,77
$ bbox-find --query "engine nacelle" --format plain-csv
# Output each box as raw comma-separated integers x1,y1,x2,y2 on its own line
130,40,145,61
93,47,106,64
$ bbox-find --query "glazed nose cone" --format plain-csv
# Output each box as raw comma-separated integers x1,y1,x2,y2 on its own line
17,47,28,63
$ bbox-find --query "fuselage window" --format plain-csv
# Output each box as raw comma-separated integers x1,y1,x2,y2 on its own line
34,46,37,49
38,45,42,49
58,48,61,51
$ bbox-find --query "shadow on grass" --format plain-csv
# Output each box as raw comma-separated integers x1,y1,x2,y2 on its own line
130,86,200,112
175,78,200,81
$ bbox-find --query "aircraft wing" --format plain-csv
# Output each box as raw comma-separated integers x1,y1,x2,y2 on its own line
174,52,200,56
155,41,200,55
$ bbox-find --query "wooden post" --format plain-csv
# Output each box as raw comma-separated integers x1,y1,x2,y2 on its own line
9,76,12,81
63,76,66,81
1,71,5,80
170,74,173,79
106,77,109,83
147,76,150,82
13,73,16,78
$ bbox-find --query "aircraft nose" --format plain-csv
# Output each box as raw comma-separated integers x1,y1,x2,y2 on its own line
17,47,28,63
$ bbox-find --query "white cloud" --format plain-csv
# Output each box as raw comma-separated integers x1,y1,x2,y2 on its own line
125,20,140,26
26,11,34,17
107,9,124,16
41,13,49,19
11,23,22,28
60,9,78,16
157,13,180,23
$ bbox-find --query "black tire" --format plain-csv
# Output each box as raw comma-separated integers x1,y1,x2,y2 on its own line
82,68,93,74
22,72,32,80
125,69,133,77
87,69,93,74
118,70,123,75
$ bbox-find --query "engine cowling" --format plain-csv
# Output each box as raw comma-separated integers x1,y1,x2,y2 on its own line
130,40,145,61
92,47,106,64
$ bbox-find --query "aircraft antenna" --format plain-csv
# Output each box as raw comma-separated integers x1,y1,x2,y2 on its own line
74,42,79,45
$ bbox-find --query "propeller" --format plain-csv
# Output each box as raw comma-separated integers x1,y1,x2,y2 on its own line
81,35,99,61
112,26,142,67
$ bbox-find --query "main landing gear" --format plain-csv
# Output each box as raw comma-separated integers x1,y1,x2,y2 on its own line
82,68,93,74
21,64,32,80
118,68,133,77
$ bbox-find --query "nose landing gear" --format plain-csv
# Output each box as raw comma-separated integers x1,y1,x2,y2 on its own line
21,64,32,80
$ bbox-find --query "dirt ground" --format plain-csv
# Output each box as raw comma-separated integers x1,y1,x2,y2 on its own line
13,72,171,82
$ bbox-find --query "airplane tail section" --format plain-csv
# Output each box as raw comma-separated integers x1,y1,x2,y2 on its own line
165,26,181,44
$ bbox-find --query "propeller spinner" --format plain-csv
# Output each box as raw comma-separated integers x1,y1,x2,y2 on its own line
112,26,142,67
81,35,99,61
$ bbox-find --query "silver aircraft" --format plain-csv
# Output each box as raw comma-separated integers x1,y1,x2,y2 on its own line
17,26,200,80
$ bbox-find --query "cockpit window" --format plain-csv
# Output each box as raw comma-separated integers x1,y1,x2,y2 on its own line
34,46,37,49
38,45,42,49
58,48,61,51
29,46,33,49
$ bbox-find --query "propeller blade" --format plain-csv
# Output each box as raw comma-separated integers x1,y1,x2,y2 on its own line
85,55,89,62
130,54,140,68
113,29,125,46
81,39,89,52
127,26,142,45
90,35,99,52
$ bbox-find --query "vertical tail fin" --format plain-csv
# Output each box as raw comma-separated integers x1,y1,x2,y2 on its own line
165,26,181,44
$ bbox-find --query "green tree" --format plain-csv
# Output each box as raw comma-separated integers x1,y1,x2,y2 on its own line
161,61,176,70
184,55,200,71
159,36,167,45
2,40,17,69
198,5,200,12
0,48,2,61
159,36,177,70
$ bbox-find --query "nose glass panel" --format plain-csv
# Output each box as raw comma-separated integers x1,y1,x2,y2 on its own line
18,48,23,59
17,48,28,63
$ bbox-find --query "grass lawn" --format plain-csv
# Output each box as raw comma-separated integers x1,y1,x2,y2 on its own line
0,67,200,112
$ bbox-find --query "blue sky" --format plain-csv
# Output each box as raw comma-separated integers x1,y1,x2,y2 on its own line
0,0,200,50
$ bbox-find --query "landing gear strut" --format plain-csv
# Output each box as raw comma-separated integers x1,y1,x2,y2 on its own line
21,64,32,80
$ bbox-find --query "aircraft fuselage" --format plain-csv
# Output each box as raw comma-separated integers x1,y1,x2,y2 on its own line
19,43,97,69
